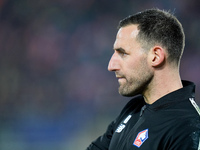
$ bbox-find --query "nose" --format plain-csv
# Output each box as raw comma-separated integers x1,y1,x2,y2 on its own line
108,52,120,72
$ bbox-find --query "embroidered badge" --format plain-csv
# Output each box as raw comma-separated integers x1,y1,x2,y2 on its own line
133,129,149,148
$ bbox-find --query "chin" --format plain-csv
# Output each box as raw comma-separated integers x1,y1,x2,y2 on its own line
119,90,138,97
119,87,142,97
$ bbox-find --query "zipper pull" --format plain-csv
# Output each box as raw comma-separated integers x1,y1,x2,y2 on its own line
140,105,147,117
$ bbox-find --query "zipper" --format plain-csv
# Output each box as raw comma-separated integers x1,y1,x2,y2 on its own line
140,105,147,117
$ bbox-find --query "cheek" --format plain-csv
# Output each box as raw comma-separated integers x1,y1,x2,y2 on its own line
125,56,149,77
122,61,138,79
125,57,140,71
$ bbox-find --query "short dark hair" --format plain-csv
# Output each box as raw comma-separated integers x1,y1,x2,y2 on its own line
118,8,185,65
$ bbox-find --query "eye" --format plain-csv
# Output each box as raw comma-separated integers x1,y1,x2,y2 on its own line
115,48,128,57
118,51,127,57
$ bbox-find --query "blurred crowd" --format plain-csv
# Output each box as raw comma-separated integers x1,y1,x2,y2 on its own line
0,0,199,149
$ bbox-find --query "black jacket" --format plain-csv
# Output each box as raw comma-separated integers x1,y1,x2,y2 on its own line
87,81,200,150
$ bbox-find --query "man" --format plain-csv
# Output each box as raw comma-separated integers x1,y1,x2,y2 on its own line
86,8,200,150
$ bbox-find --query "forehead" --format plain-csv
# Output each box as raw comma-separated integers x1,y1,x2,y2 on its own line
117,25,139,39
114,25,139,49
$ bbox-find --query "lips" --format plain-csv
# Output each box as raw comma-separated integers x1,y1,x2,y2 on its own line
115,72,125,81
116,76,123,78
116,74,125,79
116,75,125,81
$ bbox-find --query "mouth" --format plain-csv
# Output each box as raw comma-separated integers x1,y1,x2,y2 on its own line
116,76,122,78
116,76,124,79
116,74,125,78
116,76,126,82
115,73,125,81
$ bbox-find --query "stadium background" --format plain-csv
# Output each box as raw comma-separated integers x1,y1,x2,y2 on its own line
0,0,199,149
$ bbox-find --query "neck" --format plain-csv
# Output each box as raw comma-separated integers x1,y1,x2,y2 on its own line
143,68,183,104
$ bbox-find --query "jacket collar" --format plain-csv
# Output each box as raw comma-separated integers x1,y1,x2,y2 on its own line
147,80,195,110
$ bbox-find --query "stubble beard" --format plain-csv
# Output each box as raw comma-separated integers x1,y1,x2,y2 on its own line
118,72,153,97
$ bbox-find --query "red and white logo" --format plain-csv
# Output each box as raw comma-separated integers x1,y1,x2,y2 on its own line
133,129,149,148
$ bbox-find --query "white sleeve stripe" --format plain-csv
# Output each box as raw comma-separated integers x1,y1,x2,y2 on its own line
189,98,200,116
198,139,200,150
189,98,200,150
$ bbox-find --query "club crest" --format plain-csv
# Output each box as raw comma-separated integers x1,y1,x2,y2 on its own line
133,129,149,148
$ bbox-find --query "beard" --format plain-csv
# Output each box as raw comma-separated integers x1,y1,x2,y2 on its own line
118,75,153,97
117,65,153,97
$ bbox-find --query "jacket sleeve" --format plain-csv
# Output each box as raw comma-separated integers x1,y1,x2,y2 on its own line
168,117,200,150
168,130,200,150
86,120,115,150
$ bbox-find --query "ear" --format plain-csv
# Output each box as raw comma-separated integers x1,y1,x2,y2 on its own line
149,46,166,67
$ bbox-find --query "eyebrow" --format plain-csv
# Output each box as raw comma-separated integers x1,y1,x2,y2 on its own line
114,47,126,53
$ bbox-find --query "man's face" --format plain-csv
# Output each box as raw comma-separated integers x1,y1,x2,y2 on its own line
108,25,153,96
